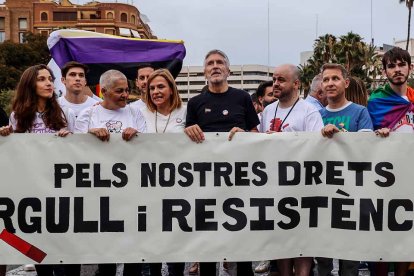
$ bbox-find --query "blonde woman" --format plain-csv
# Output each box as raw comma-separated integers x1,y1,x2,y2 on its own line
130,69,185,276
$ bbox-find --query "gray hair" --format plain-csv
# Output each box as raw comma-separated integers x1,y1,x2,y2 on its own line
99,70,127,90
309,74,322,96
204,49,230,68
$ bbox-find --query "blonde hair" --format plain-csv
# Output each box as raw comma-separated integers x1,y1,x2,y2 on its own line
145,69,182,113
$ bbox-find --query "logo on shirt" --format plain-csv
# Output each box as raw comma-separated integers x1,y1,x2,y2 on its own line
106,121,123,133
31,123,54,134
269,118,282,132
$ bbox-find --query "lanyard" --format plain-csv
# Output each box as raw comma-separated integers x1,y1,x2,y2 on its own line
271,97,300,132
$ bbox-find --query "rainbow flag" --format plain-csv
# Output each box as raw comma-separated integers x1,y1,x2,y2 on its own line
47,29,186,85
367,83,414,130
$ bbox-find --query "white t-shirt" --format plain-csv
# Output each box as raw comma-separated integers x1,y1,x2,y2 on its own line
75,104,146,134
10,107,75,133
129,99,146,110
58,96,99,117
260,98,323,132
92,94,103,102
392,96,414,132
139,106,186,133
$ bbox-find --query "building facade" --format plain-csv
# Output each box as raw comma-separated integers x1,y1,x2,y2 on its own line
0,0,155,43
177,64,274,102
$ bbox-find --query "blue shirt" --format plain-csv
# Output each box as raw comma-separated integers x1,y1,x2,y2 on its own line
320,102,373,132
305,95,324,111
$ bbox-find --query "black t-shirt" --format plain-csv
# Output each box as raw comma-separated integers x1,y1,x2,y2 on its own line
0,107,8,127
186,87,259,132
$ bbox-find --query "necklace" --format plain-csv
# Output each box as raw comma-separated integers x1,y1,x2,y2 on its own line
271,97,299,132
155,110,172,133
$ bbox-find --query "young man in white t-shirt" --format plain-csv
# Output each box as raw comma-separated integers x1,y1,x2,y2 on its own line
75,69,145,141
58,61,99,117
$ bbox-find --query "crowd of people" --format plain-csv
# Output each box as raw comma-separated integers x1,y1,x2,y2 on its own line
0,45,413,276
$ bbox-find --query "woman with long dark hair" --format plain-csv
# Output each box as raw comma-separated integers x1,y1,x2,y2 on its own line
0,64,74,136
0,64,75,276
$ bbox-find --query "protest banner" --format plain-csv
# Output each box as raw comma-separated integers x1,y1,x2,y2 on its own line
0,132,412,264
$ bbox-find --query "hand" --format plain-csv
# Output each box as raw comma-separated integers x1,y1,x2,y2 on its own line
89,128,110,142
321,124,339,138
57,128,72,137
0,125,13,136
122,127,138,141
184,124,205,143
375,128,390,138
228,127,245,141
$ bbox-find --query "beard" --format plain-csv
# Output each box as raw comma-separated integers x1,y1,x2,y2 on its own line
263,98,277,107
387,73,409,86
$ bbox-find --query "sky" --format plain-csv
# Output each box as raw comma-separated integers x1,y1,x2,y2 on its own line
3,0,411,66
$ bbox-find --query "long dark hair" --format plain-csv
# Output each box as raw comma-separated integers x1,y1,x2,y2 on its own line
12,64,67,133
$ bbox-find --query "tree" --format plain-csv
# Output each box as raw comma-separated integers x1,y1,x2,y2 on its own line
0,32,49,90
299,32,382,94
400,0,414,50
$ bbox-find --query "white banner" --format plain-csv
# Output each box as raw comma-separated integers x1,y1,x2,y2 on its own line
0,132,413,264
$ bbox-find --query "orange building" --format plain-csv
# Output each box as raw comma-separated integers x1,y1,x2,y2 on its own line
0,0,156,43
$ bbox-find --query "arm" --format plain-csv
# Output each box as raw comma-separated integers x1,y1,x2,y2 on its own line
1,112,16,136
0,125,13,136
185,99,205,143
58,107,76,137
75,107,110,141
133,106,147,133
357,107,374,132
305,110,325,132
321,124,340,138
122,127,138,141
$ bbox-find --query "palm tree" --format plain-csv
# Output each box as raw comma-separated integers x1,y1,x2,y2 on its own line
337,32,365,73
400,0,414,50
299,32,382,92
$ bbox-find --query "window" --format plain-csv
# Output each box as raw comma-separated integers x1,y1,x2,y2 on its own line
107,12,114,19
40,30,49,36
189,81,207,85
19,32,26,43
19,18,28,30
53,12,77,21
0,32,5,43
0,17,4,30
105,29,115,35
41,12,48,21
244,71,268,76
131,15,136,24
120,13,127,22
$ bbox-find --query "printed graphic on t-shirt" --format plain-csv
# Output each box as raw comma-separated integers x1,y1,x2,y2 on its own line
393,112,414,132
323,116,351,131
31,123,54,133
269,118,289,132
105,120,123,133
